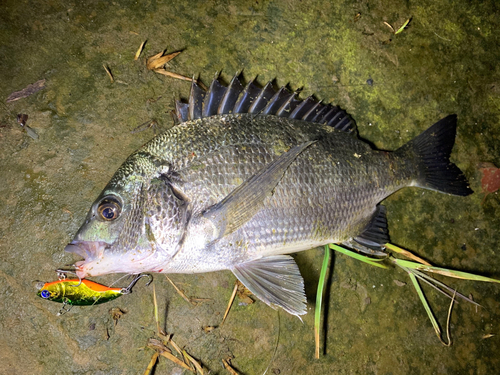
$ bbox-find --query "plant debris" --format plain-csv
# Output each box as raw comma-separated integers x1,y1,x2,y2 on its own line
145,282,206,374
383,18,412,35
17,113,39,139
236,280,254,305
165,275,210,306
6,79,46,102
222,358,240,375
135,40,147,60
103,64,114,83
146,49,206,88
109,307,126,326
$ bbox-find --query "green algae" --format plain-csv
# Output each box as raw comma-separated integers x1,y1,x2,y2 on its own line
0,0,499,373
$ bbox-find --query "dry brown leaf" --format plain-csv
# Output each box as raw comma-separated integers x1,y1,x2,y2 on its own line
147,51,181,70
6,79,46,102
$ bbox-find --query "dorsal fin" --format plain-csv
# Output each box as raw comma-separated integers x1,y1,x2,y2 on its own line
176,74,357,134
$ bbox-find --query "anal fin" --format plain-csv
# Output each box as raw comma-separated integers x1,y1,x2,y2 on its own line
232,255,307,317
347,205,389,256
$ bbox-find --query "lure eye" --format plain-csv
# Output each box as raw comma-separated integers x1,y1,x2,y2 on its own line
97,196,122,221
40,290,51,299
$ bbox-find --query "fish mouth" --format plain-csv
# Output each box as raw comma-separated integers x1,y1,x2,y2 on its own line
64,241,108,278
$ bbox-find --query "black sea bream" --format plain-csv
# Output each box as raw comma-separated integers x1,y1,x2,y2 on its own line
65,75,472,316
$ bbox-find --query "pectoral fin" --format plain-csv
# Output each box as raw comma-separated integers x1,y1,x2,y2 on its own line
203,141,314,239
231,255,307,317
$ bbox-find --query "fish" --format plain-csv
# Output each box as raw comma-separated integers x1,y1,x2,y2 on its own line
64,74,473,316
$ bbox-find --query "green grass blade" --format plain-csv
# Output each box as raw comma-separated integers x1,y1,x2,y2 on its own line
411,269,480,306
315,245,330,359
407,270,442,339
329,244,389,269
395,18,411,34
393,258,500,283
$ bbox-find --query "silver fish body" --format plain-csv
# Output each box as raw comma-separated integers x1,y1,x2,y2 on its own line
66,76,472,315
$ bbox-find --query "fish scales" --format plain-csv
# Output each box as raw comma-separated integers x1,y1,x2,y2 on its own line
65,75,472,316
143,116,397,259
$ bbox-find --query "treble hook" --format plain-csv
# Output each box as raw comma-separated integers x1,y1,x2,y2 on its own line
57,297,73,316
120,274,153,295
55,268,82,287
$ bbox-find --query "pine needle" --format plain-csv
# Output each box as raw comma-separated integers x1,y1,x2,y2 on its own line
165,275,197,305
103,64,114,83
135,40,147,60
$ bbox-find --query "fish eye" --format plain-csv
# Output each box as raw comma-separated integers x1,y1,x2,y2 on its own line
97,196,122,221
40,290,51,299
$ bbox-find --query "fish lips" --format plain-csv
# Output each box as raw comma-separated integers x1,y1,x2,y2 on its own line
64,241,107,261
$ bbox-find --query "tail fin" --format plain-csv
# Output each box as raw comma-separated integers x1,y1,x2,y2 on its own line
396,115,473,196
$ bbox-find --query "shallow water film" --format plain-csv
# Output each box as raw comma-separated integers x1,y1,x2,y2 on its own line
1,0,499,374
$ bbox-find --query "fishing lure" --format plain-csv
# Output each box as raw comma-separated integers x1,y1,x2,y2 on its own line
36,273,151,313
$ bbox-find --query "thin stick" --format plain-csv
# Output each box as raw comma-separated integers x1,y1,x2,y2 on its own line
183,350,204,374
143,352,159,375
165,275,196,305
153,69,204,86
153,284,161,334
158,351,195,372
103,64,114,83
222,281,239,325
135,40,147,60
222,359,240,375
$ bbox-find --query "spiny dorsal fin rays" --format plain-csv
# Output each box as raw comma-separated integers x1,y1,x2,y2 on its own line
248,81,275,114
218,74,244,115
176,73,357,135
175,100,189,123
260,87,290,115
202,78,226,117
234,79,261,114
188,78,205,120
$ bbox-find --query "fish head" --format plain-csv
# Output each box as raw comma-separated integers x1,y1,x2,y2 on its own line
65,172,159,277
65,165,191,278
